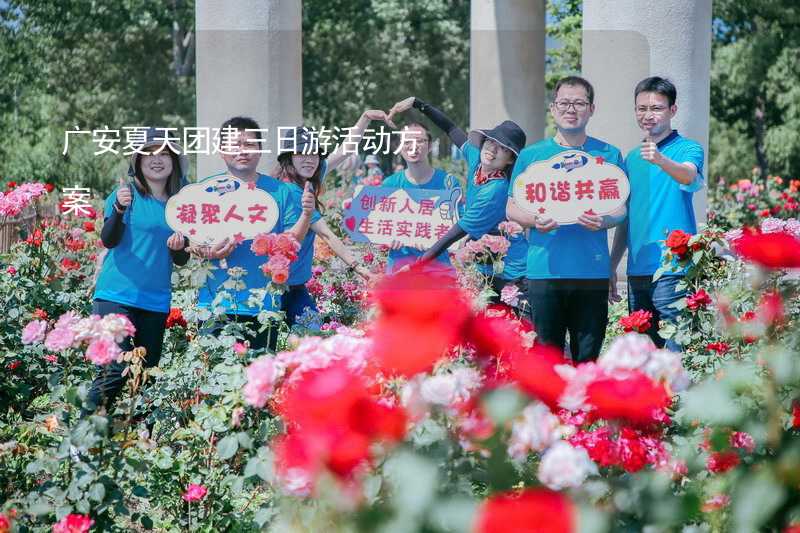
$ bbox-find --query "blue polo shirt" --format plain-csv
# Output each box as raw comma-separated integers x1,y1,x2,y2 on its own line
94,185,176,313
197,173,298,315
382,168,458,274
509,137,625,280
459,142,528,281
625,130,704,276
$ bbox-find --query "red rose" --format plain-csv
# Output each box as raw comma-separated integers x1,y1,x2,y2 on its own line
474,488,575,533
371,268,471,377
707,450,740,473
509,344,568,410
82,221,95,232
45,183,55,193
60,258,80,271
706,342,730,355
665,229,692,259
165,308,187,329
686,289,712,311
733,231,800,269
585,370,671,426
6,181,17,190
792,401,800,429
33,308,48,320
6,360,21,371
619,309,653,333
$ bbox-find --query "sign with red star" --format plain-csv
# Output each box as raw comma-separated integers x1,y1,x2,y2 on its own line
511,150,629,225
165,175,279,245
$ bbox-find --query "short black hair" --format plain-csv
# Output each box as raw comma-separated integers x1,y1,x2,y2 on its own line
634,77,677,107
219,116,262,140
553,76,595,105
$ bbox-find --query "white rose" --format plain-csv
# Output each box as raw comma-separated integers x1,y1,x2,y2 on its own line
537,441,597,490
420,375,458,406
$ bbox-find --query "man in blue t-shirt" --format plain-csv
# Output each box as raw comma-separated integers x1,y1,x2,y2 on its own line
506,76,627,362
610,77,705,352
194,116,314,351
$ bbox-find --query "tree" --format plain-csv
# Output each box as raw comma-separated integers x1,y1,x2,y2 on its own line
0,0,195,191
710,0,800,180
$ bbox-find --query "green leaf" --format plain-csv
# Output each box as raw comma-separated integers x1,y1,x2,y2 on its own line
217,434,239,460
140,515,154,529
88,482,106,503
384,451,438,517
677,380,743,425
237,431,253,450
482,387,525,426
132,485,149,498
732,470,786,532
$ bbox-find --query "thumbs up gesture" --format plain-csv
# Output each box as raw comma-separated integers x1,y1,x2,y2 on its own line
641,136,664,165
301,181,315,215
115,176,132,209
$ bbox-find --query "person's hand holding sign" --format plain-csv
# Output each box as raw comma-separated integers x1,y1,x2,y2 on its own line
534,216,559,233
641,136,665,166
166,231,186,251
114,176,132,212
576,210,603,231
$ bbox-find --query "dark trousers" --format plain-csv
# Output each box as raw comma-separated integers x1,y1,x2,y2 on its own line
206,314,279,352
280,284,319,329
85,299,168,412
627,275,686,352
527,278,609,362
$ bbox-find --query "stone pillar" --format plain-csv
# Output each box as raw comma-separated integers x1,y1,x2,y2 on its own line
470,0,546,142
195,0,302,179
582,0,712,224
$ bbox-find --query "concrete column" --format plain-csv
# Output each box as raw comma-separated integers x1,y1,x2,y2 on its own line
196,0,302,179
470,0,546,142
582,0,712,226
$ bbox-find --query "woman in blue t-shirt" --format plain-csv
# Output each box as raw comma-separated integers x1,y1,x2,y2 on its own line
86,128,189,413
275,127,372,329
387,97,529,306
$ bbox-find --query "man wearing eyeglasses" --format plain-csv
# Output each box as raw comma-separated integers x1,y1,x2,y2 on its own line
610,76,705,352
506,76,626,362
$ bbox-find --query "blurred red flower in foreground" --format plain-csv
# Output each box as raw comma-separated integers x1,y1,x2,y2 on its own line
274,363,406,493
733,231,800,269
474,488,575,533
585,370,671,426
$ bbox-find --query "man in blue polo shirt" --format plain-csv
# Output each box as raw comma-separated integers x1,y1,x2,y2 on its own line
610,77,704,352
195,116,314,351
506,76,626,362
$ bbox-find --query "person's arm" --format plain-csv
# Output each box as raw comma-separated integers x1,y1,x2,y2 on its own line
100,208,125,248
412,98,468,148
311,219,371,279
506,197,538,229
610,221,628,273
641,138,697,185
327,110,395,171
419,224,467,263
287,182,316,242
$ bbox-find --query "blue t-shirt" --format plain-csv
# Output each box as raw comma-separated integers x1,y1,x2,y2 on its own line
197,173,299,315
460,143,528,281
94,185,176,313
382,168,458,274
625,130,704,276
509,137,625,280
286,182,323,285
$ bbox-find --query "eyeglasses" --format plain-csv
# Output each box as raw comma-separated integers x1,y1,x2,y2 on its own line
553,100,590,112
635,105,669,115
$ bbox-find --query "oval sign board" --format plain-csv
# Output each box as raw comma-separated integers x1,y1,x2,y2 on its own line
511,150,629,225
165,175,279,245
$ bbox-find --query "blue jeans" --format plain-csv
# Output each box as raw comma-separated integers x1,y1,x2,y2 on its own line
627,275,686,352
281,285,319,329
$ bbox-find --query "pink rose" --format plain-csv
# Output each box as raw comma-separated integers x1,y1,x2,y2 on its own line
22,320,49,344
44,327,75,351
182,483,208,502
85,336,121,365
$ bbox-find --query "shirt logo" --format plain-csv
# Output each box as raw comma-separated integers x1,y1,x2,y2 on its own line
552,154,589,172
